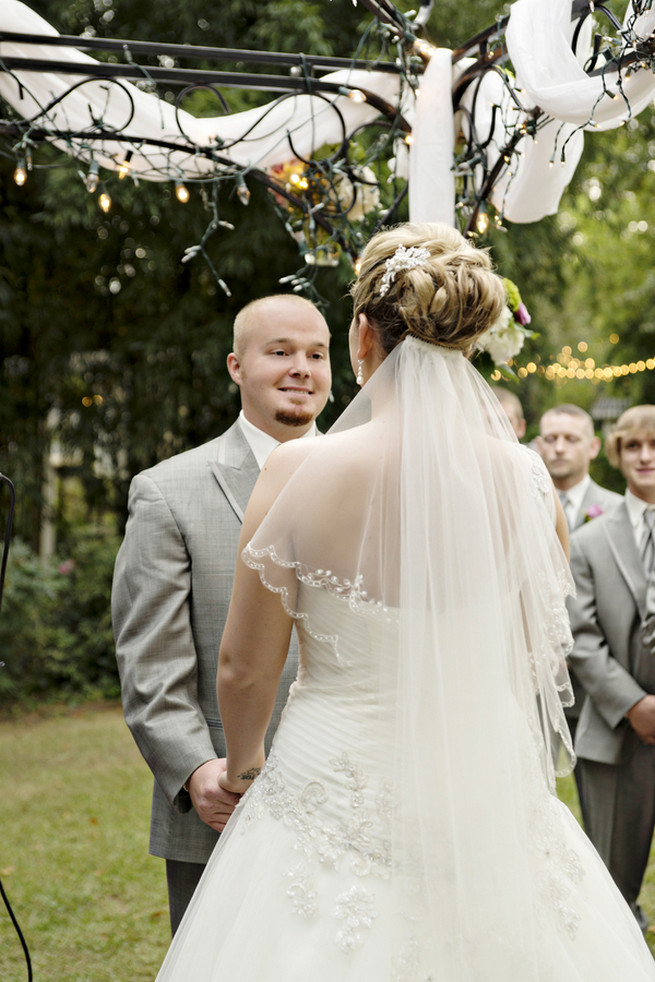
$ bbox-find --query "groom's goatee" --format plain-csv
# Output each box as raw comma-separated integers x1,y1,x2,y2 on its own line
275,411,314,427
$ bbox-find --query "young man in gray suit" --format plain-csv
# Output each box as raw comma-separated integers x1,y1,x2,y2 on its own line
537,404,622,814
567,404,655,930
112,294,331,933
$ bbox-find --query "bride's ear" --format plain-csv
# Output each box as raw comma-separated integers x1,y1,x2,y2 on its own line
356,313,376,362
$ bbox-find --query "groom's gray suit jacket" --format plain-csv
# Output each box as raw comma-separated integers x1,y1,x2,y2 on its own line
112,420,298,864
567,500,651,765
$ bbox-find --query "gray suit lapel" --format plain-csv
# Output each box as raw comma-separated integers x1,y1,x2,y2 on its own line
603,502,647,616
208,422,260,524
574,480,613,529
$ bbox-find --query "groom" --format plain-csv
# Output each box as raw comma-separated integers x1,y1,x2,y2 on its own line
112,294,331,932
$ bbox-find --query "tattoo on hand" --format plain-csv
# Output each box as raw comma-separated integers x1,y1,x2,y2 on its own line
237,767,262,781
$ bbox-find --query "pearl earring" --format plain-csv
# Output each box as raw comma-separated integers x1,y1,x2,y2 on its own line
356,360,364,386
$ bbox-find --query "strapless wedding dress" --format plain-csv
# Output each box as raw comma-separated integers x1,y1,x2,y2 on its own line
155,584,655,981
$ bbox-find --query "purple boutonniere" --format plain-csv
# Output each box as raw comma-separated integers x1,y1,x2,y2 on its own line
584,504,604,522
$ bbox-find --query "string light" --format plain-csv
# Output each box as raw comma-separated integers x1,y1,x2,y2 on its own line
0,3,647,290
236,176,251,206
98,188,112,212
85,160,99,193
175,181,190,203
491,351,655,385
13,156,27,186
539,346,655,384
475,206,489,235
117,150,133,179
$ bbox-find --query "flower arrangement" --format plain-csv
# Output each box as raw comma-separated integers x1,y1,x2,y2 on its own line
268,157,380,266
476,278,533,368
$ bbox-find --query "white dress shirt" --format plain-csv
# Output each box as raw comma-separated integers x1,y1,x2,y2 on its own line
625,489,655,554
238,410,319,469
559,475,591,528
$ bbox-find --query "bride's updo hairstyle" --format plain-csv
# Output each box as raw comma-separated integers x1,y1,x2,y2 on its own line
350,222,506,354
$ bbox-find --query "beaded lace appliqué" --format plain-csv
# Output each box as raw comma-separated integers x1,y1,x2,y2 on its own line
240,749,392,953
243,544,398,666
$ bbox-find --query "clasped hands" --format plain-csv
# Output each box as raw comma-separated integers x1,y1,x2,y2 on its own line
185,759,241,832
185,758,264,831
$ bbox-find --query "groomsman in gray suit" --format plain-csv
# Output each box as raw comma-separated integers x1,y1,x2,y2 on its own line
537,404,622,812
537,404,622,534
567,405,655,930
112,295,331,933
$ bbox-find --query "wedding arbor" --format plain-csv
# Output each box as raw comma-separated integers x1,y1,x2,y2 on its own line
1,0,653,284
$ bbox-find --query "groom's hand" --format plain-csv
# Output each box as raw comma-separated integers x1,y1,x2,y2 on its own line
627,695,655,745
186,758,241,831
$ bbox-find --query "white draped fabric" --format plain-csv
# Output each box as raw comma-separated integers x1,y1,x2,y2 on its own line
0,1,409,181
0,0,653,223
507,0,655,131
408,48,454,225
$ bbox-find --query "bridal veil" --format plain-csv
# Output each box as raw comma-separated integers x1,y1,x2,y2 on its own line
243,335,577,975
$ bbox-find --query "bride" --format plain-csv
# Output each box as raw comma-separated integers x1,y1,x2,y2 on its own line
155,223,655,979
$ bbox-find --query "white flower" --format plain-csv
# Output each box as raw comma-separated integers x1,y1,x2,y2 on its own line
477,305,527,365
334,166,380,221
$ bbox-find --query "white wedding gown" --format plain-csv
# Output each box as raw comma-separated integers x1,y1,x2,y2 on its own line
156,582,655,981
156,339,655,979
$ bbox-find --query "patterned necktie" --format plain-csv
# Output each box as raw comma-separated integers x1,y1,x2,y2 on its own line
642,507,655,574
558,491,572,531
643,566,655,654
642,510,655,654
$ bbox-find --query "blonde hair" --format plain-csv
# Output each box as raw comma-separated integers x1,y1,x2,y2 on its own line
350,222,506,354
606,405,655,467
232,294,322,357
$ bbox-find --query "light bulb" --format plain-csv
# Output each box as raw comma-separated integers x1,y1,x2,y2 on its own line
175,182,190,203
98,190,111,213
236,178,251,206
117,150,133,180
475,208,489,235
13,158,27,186
347,89,366,104
86,161,99,193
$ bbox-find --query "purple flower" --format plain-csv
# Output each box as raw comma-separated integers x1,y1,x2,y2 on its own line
584,504,604,522
514,302,531,326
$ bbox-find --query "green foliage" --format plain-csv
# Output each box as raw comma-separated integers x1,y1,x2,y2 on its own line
0,531,120,705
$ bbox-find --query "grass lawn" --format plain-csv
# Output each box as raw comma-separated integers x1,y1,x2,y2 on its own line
0,702,169,981
1,702,655,980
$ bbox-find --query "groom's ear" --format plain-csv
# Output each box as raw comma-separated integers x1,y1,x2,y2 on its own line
226,352,242,384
